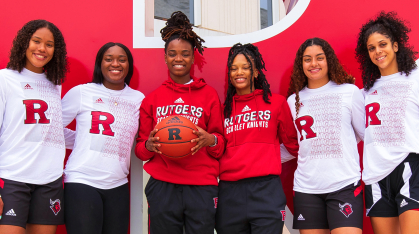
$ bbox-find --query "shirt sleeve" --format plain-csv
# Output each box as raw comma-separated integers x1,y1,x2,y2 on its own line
278,97,299,158
61,86,82,127
0,73,7,129
205,94,225,159
61,86,82,149
280,143,296,163
64,128,76,149
135,96,156,161
351,86,365,142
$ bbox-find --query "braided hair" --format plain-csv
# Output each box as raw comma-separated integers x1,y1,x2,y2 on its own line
224,43,272,118
160,11,205,54
355,11,417,91
287,38,354,117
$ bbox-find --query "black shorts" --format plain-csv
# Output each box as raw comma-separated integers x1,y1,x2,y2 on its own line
0,177,64,228
64,183,129,234
215,175,286,234
145,177,218,234
293,181,363,230
365,153,419,217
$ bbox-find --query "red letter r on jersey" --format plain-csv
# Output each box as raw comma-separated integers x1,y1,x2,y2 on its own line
90,111,115,136
295,115,317,141
23,100,50,124
365,103,381,128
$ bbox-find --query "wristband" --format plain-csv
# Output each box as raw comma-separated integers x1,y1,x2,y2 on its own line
209,134,218,147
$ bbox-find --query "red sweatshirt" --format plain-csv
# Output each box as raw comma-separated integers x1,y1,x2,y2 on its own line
135,77,225,186
220,89,299,181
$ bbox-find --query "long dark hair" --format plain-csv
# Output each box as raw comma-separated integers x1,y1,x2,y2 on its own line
224,43,271,118
160,11,205,55
7,19,68,85
355,11,417,91
287,38,354,116
92,42,134,85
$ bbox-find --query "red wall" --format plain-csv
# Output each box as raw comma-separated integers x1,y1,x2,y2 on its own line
1,0,418,233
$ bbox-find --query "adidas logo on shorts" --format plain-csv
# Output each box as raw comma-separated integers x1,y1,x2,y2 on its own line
242,105,251,112
174,97,184,103
298,214,305,220
5,209,16,216
400,199,408,207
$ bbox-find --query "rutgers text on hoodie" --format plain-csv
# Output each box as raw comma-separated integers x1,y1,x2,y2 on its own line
135,77,225,186
220,90,299,181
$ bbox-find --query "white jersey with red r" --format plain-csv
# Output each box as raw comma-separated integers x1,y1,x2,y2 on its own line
0,68,65,184
363,68,419,185
62,83,144,189
287,81,364,193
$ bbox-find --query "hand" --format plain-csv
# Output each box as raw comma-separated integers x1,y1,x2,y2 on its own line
145,129,162,154
191,126,216,155
0,195,3,220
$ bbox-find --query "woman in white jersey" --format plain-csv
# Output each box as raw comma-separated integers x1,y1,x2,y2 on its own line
0,20,68,234
61,42,144,234
287,38,365,234
355,12,419,234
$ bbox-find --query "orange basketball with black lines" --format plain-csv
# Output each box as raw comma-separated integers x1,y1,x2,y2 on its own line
154,115,198,159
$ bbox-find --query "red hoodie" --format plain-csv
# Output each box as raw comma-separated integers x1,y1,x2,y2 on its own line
135,77,225,186
220,89,299,181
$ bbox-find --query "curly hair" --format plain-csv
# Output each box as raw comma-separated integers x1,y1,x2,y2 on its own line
355,11,417,91
7,19,68,85
92,42,134,85
224,43,272,118
287,38,354,117
160,11,205,55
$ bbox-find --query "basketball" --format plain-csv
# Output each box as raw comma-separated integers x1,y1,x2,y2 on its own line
154,115,198,159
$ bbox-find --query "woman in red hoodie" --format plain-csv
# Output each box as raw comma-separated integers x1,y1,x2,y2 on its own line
135,11,225,234
215,43,299,234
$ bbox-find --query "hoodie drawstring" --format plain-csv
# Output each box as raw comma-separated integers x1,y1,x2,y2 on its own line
232,97,236,147
252,92,261,132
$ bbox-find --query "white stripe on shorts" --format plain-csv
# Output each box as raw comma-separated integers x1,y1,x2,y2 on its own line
400,162,412,199
366,183,382,215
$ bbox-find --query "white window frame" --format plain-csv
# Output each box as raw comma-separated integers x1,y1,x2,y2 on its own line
133,0,310,49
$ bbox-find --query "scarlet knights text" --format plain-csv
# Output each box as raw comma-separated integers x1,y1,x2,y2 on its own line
224,110,271,134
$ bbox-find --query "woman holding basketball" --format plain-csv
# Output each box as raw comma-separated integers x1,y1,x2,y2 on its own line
135,11,225,234
0,20,68,234
215,43,299,234
356,12,419,234
61,42,144,234
287,38,364,234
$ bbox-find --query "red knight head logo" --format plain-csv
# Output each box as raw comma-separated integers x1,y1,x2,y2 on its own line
339,203,353,218
50,199,61,216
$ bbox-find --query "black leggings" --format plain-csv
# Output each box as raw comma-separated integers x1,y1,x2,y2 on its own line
64,183,129,234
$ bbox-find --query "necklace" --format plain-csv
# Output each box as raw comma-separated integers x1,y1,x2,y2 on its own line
105,84,126,106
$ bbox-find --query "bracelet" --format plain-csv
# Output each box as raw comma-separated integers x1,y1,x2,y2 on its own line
209,134,218,147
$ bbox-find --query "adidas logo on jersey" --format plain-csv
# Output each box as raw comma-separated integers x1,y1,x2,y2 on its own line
298,214,305,220
174,97,184,103
95,98,104,104
400,199,408,207
24,84,33,90
300,102,304,107
370,90,378,95
242,105,251,112
5,209,16,216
